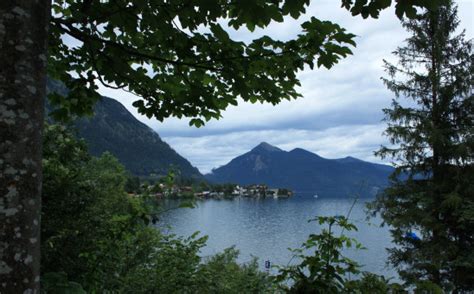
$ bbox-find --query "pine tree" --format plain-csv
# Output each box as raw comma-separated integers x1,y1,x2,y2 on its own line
372,1,473,291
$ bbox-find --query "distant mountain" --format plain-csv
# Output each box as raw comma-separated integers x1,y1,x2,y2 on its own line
46,80,202,179
205,142,394,197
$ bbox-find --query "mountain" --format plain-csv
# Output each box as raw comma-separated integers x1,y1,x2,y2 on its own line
205,142,394,197
74,98,202,179
46,80,202,179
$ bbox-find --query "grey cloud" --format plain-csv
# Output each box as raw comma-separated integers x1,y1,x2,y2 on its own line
164,124,390,174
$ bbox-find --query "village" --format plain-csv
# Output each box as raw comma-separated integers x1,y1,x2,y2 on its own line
193,184,293,199
132,180,293,200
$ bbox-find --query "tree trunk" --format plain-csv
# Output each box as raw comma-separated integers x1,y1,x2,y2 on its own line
0,1,49,292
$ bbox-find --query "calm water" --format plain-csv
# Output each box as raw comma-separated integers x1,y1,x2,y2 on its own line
157,195,396,278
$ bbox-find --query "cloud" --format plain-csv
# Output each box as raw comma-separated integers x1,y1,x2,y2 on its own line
164,124,390,174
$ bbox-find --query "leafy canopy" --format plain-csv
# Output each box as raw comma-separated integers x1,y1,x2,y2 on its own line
48,0,444,125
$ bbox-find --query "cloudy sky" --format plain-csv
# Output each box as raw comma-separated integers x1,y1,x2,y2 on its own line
98,1,473,174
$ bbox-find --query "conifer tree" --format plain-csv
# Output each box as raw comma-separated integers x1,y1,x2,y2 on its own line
372,1,473,291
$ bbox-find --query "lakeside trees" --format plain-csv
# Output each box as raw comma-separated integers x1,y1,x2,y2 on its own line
371,1,473,291
41,124,275,293
0,0,447,291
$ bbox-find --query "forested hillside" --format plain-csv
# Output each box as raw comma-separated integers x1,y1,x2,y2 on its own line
47,80,202,179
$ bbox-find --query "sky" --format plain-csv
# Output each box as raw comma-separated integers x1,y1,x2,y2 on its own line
97,1,473,174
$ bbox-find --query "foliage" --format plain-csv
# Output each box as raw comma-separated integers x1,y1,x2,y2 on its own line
211,183,236,194
41,272,86,294
125,175,141,193
122,242,275,293
275,216,449,293
115,232,208,293
41,123,274,293
370,1,474,291
276,216,363,293
344,272,406,293
48,0,358,125
42,123,157,290
47,0,444,126
341,0,447,19
195,247,276,294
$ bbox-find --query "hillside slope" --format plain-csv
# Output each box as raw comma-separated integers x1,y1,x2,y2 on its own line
206,142,393,197
74,97,202,178
47,80,202,179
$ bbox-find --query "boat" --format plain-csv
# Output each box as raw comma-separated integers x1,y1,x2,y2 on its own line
313,194,318,198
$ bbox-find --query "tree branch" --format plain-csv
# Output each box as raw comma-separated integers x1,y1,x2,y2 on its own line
51,17,222,72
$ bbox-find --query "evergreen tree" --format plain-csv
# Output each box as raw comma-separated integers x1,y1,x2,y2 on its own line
371,1,473,291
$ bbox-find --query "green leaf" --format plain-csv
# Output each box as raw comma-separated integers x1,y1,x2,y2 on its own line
189,118,204,127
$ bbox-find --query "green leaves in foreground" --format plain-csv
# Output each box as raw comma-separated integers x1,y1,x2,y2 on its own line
341,0,447,19
48,0,358,126
48,0,447,126
276,216,363,293
275,216,442,293
42,272,86,294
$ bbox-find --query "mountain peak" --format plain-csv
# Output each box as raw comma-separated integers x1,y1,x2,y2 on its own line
337,156,363,163
206,142,394,197
290,147,312,154
252,142,283,153
290,147,324,156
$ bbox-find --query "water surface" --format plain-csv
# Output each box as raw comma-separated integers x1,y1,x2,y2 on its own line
157,195,395,278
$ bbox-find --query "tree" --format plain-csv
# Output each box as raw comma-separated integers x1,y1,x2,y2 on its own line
0,2,50,292
370,1,473,291
1,0,446,291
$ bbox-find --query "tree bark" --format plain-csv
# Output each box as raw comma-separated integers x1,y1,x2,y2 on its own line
0,1,49,292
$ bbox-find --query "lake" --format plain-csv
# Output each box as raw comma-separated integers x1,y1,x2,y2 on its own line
157,195,396,278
